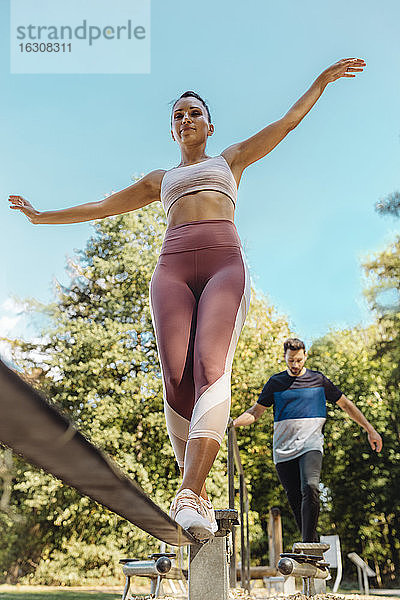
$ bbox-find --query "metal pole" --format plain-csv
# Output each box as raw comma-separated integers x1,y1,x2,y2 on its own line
357,565,363,593
239,473,246,589
230,527,237,588
245,500,250,592
122,575,131,600
333,536,342,593
227,427,236,588
363,567,370,596
227,426,235,509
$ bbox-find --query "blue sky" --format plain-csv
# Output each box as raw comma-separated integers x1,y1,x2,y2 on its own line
1,0,399,365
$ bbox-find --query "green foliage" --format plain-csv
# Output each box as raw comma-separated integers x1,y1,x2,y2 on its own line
357,209,400,581
20,537,125,586
308,324,399,581
2,194,398,585
363,237,400,387
305,201,400,583
1,204,171,583
0,204,290,583
230,294,294,561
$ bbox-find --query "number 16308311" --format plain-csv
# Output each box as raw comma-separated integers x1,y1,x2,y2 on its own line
18,42,72,52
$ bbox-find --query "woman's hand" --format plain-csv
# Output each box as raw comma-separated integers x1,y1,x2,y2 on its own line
8,195,41,224
321,57,366,85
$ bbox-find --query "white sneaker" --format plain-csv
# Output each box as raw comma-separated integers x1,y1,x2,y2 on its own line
169,488,215,541
199,497,218,534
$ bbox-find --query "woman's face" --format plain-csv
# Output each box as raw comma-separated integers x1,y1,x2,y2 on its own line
171,97,213,146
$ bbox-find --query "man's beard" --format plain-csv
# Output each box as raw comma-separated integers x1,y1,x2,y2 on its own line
289,367,302,376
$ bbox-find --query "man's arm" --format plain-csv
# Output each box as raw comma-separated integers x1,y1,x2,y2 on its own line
233,403,267,427
336,395,383,452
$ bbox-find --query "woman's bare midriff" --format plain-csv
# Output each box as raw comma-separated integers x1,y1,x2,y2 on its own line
166,190,235,227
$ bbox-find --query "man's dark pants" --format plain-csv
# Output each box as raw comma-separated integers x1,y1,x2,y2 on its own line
275,450,322,542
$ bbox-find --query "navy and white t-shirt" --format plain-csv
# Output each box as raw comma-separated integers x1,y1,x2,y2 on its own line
257,369,343,464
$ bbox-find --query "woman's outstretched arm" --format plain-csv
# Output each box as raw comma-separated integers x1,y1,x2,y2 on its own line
223,57,366,173
8,169,165,225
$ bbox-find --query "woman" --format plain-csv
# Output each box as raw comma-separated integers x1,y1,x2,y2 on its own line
9,57,366,541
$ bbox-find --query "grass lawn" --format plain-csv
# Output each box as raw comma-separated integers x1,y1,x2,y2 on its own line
0,587,127,600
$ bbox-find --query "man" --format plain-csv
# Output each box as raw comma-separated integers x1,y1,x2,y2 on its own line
233,338,383,542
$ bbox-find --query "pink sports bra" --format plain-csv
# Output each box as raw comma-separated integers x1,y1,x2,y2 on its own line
160,155,237,216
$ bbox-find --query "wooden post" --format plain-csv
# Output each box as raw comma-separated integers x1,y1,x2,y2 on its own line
268,507,283,568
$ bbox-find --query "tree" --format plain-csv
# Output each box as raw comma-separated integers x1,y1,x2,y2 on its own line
1,203,291,582
1,203,169,583
308,324,399,582
367,187,400,382
355,196,400,582
230,295,294,560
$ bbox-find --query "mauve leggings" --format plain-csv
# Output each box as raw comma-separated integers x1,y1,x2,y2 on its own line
150,220,251,467
275,450,323,542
